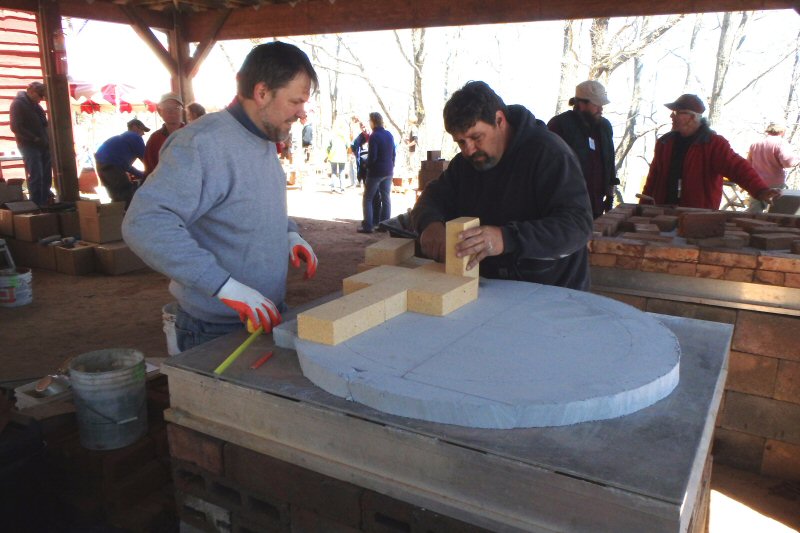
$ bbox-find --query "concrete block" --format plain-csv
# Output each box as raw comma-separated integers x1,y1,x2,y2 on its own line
407,275,478,316
645,299,736,324
719,391,800,445
713,427,765,472
698,250,758,269
757,252,800,274
364,238,415,266
678,212,726,238
591,237,646,256
445,217,480,278
754,269,785,286
733,311,800,361
749,233,799,250
761,439,800,481
775,360,800,404
726,351,778,397
167,424,224,476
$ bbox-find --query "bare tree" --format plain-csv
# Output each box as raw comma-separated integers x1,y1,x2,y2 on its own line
786,29,800,144
555,20,581,114
393,28,426,128
709,12,751,126
683,15,703,91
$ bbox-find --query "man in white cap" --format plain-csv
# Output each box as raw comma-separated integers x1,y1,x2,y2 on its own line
143,91,185,178
548,80,618,218
746,122,800,213
641,94,780,209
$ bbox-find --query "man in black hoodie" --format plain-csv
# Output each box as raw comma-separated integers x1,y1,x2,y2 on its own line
9,81,53,206
410,81,593,290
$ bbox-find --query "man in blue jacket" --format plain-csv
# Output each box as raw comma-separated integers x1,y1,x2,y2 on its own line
9,82,53,206
94,119,150,207
358,112,395,233
411,81,593,290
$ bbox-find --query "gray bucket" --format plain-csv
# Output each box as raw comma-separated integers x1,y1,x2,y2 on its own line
68,348,148,450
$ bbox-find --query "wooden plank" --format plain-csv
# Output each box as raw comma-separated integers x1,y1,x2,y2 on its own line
163,365,679,532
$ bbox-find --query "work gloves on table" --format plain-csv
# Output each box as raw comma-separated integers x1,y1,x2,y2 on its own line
288,231,318,280
217,277,281,334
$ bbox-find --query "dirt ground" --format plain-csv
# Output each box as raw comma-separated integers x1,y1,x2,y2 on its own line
0,184,414,383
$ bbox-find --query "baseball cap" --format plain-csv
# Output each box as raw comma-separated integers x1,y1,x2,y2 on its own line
127,118,151,132
158,92,184,106
573,80,610,107
664,94,705,114
28,81,46,97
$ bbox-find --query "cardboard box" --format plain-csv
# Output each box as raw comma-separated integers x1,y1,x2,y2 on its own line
94,241,147,275
0,209,13,236
55,242,96,275
13,213,59,242
0,182,24,203
79,214,123,243
4,200,39,214
5,238,56,270
58,211,80,238
76,200,125,219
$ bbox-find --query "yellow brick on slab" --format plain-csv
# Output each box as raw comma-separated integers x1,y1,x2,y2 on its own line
446,217,480,278
408,275,479,316
356,262,376,273
364,238,415,266
415,261,446,274
398,256,434,269
342,265,409,294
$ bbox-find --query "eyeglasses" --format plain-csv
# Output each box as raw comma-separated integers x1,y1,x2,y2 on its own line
673,110,696,117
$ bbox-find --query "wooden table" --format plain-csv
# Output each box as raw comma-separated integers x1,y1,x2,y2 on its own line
163,308,729,532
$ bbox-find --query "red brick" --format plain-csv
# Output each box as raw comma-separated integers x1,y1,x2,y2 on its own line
713,427,765,472
591,290,647,310
688,235,748,249
723,267,754,282
695,264,725,279
643,244,699,262
645,299,736,324
665,261,697,277
754,269,785,286
762,440,800,481
639,206,665,217
167,424,224,475
775,360,800,404
633,223,661,235
719,391,800,443
361,490,414,533
609,205,635,217
592,219,619,236
641,258,669,273
734,218,777,232
757,252,800,274
749,233,799,250
699,250,758,269
651,214,679,232
289,507,361,533
590,237,645,257
786,272,800,288
726,351,778,397
733,311,800,361
619,231,674,243
678,212,726,238
589,253,616,267
615,255,642,270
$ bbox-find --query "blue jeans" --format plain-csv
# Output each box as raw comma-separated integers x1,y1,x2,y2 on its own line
174,305,243,353
363,175,392,231
19,144,53,206
330,162,345,190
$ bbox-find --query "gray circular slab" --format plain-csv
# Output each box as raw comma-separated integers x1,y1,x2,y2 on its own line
294,279,681,429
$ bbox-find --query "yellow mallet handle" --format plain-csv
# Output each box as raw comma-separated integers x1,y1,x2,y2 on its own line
214,326,263,375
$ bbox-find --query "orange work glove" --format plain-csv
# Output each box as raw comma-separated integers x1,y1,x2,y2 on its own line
216,277,281,333
288,231,317,279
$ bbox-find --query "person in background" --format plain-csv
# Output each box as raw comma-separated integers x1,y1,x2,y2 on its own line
143,92,185,178
94,118,150,207
411,81,592,290
9,81,53,206
640,94,780,209
123,42,319,352
301,116,314,162
186,102,206,122
358,112,395,233
351,117,369,188
326,124,349,194
548,80,618,218
746,122,800,213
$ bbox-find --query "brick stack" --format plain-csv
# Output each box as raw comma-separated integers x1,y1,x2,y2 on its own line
168,424,490,533
590,204,800,482
417,150,448,193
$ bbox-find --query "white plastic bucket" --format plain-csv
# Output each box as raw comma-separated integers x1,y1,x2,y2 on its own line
162,302,180,356
69,348,148,450
0,267,32,307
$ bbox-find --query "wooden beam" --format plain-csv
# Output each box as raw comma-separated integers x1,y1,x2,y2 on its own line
184,8,230,78
184,0,800,42
58,0,172,30
0,0,37,11
120,5,178,77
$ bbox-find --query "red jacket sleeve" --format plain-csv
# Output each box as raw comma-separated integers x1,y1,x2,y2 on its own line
711,135,769,196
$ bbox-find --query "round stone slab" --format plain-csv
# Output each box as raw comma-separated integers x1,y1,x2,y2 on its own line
294,279,681,429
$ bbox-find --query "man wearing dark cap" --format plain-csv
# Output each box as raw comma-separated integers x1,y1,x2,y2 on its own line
94,119,150,207
143,92,185,178
641,93,780,209
9,81,53,206
548,80,619,218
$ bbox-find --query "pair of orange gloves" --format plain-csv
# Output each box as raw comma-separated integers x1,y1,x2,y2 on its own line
216,231,316,333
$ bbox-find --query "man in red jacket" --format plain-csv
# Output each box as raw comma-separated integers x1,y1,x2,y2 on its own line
640,94,780,209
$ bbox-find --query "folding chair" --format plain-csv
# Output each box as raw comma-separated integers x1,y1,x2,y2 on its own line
721,179,747,211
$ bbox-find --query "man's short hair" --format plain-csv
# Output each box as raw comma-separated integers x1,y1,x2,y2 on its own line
28,81,46,97
369,112,383,128
766,122,786,135
443,81,507,134
237,41,318,98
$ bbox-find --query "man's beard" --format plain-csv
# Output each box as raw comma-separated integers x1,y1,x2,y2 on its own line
580,110,600,125
468,150,499,171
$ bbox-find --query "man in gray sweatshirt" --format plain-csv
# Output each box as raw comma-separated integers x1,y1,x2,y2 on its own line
123,42,319,352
